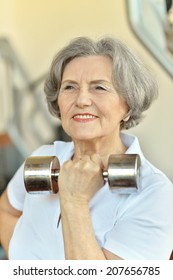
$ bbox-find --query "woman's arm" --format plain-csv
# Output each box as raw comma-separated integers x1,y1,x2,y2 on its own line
60,199,122,260
0,189,22,257
58,154,122,260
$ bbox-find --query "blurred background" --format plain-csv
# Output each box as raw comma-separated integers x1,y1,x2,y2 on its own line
0,0,173,258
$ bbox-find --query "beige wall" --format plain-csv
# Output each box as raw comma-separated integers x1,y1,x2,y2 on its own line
0,0,173,181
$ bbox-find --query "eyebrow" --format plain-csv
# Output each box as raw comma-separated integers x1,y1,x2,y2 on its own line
90,80,112,85
61,80,77,85
61,79,112,85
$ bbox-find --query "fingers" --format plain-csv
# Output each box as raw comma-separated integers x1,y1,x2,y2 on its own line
73,154,104,181
73,154,102,165
64,154,104,174
59,153,104,202
90,154,104,168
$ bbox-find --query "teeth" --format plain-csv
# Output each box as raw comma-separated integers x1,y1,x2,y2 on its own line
74,115,96,119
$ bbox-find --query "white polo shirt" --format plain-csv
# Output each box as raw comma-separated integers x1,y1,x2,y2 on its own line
7,133,173,259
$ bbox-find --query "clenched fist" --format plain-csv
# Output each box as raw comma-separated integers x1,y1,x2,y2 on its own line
58,154,104,204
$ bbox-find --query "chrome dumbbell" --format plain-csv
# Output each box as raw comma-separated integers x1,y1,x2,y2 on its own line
24,154,141,194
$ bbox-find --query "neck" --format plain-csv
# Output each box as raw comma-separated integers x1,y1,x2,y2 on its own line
72,133,127,168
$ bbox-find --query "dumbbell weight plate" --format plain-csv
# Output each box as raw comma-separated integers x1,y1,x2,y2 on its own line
24,154,141,194
24,156,60,194
106,154,140,189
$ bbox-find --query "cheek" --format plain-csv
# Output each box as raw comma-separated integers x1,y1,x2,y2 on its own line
58,97,68,115
98,98,125,115
112,97,128,117
58,97,74,125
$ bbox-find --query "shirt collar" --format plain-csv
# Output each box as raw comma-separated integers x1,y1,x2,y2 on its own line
121,132,145,163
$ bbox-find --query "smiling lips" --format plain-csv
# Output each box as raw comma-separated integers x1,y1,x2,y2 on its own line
72,114,98,123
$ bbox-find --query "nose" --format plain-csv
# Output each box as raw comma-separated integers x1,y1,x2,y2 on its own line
75,88,92,108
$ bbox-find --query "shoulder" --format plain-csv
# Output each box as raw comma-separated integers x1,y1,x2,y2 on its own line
131,159,173,219
140,158,173,193
117,159,173,224
31,141,73,156
31,144,55,156
31,141,74,164
121,132,173,192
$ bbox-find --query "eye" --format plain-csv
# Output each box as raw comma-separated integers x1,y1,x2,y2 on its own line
60,84,76,93
64,85,74,90
94,85,107,92
96,86,105,90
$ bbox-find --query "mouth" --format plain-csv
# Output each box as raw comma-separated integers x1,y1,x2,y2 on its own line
72,113,98,122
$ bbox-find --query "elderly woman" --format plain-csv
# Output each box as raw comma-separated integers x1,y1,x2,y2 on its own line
0,36,173,260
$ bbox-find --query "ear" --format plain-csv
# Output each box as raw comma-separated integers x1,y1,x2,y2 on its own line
123,115,130,122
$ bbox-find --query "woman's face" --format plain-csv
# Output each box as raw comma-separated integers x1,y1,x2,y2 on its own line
58,56,128,142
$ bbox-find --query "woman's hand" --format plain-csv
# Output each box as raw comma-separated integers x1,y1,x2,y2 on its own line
58,154,104,204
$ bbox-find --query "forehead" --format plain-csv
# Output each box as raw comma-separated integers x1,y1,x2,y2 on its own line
62,55,113,80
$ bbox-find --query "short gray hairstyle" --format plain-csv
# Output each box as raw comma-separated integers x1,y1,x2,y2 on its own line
44,36,158,129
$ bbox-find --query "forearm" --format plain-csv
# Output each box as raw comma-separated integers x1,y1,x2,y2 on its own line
60,199,106,260
0,211,19,257
0,213,19,256
0,190,21,257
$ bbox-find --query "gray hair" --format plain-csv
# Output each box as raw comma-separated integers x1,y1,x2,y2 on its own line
44,36,158,129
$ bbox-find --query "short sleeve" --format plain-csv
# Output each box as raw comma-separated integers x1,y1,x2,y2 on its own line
7,163,26,211
104,175,173,259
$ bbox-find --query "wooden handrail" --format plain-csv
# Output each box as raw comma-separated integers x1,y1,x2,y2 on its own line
0,134,11,146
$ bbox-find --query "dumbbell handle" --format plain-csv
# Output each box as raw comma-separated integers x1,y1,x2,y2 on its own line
24,154,141,194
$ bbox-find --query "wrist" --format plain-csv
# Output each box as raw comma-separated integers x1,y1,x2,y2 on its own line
60,197,90,220
59,194,90,208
